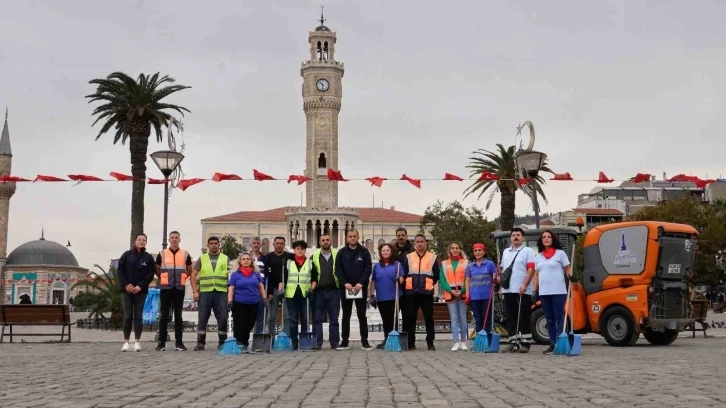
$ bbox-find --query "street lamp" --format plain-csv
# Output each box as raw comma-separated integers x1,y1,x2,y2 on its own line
515,149,547,229
150,150,184,249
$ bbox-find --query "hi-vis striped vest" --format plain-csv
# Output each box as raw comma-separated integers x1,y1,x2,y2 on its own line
285,259,312,298
405,251,437,296
198,252,229,293
441,259,468,301
158,248,190,290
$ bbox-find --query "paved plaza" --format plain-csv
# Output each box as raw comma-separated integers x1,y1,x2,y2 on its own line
0,335,725,408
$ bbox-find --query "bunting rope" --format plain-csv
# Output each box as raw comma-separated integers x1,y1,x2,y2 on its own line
0,171,719,191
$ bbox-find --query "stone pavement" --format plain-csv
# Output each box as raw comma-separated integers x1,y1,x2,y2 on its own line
0,337,725,408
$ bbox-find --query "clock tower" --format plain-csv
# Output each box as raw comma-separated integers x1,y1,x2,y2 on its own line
301,10,344,209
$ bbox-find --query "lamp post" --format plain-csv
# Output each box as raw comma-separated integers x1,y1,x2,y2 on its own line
515,149,547,229
150,150,184,344
150,150,185,249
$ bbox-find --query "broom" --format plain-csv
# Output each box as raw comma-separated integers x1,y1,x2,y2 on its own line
385,263,403,352
272,261,293,352
219,310,241,355
472,284,494,352
553,280,572,356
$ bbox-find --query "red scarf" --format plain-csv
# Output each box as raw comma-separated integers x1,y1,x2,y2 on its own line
542,247,556,259
450,255,462,261
240,266,253,277
295,255,306,267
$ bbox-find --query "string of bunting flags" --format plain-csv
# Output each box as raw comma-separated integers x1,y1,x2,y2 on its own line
0,170,719,191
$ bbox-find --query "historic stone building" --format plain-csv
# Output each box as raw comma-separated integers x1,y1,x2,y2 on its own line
201,15,429,254
0,111,89,304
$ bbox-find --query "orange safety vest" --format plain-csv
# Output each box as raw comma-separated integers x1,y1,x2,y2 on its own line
158,248,189,290
405,251,437,296
441,259,468,301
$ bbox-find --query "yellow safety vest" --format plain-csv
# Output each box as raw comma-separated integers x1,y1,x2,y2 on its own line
198,252,229,293
285,259,312,298
312,249,338,288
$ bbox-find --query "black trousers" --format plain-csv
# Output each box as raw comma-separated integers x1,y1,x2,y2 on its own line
503,293,532,344
341,289,368,343
121,292,147,340
159,288,185,345
377,300,396,343
404,294,434,347
232,302,259,346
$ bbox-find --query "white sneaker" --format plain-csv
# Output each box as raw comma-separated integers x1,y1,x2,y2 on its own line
459,342,468,351
121,343,129,352
133,342,141,352
451,342,460,351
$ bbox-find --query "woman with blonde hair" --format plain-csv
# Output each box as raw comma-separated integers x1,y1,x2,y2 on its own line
439,241,469,351
228,252,266,350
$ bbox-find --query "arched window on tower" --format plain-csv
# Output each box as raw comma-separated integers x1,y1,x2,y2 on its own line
317,153,327,176
323,41,329,60
316,41,323,60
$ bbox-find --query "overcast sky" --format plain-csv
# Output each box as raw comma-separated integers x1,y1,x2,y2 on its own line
1,0,725,269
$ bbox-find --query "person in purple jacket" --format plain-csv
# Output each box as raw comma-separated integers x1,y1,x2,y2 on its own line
227,252,267,350
369,243,404,349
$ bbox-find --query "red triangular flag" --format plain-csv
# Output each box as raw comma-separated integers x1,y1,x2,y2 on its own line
287,175,312,185
327,168,348,181
147,178,168,185
0,175,31,182
517,178,529,186
478,171,499,181
109,172,141,181
212,172,242,182
629,173,651,183
551,172,573,181
33,175,67,182
253,169,275,181
400,174,421,189
177,178,204,191
443,173,463,181
596,171,614,183
365,177,387,187
68,174,103,182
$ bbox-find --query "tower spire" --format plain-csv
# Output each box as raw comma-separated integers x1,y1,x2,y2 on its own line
0,107,10,156
319,6,325,26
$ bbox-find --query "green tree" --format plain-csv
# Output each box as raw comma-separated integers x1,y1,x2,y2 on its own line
71,264,124,327
420,200,497,260
220,235,245,260
86,72,191,247
627,196,726,284
464,144,552,231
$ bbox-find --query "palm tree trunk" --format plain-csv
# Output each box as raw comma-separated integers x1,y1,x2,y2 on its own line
500,188,516,231
129,131,150,248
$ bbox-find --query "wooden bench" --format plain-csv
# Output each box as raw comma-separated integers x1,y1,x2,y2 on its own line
0,305,72,343
689,299,709,338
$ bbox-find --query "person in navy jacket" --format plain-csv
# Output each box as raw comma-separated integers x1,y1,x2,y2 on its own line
117,233,156,352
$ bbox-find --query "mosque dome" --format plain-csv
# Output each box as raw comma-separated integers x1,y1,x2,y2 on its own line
6,236,79,267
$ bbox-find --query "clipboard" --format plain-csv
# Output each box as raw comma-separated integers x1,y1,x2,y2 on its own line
345,289,363,299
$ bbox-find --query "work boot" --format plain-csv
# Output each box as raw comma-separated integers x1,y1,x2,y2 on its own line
193,343,204,351
196,333,207,348
543,345,555,355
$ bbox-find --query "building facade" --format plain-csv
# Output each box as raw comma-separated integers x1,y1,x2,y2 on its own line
200,15,429,255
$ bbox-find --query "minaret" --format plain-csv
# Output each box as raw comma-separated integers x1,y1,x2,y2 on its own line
301,8,344,209
0,108,15,304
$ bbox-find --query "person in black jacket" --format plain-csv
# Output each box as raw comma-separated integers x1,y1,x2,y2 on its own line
392,228,415,342
117,233,156,352
335,229,373,350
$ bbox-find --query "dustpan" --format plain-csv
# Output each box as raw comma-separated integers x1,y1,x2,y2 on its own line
298,295,317,351
485,285,500,353
252,303,272,353
567,282,582,356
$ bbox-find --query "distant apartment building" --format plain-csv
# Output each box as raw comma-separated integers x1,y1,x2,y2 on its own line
544,175,726,231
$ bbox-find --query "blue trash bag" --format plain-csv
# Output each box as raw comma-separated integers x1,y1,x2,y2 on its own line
142,288,161,325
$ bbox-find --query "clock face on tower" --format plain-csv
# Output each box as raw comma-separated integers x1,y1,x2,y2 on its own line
316,78,330,92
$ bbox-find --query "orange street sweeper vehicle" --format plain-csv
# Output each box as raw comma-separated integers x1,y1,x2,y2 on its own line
494,221,698,347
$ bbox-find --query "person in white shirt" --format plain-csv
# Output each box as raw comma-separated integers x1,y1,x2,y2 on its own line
532,230,576,355
499,227,536,353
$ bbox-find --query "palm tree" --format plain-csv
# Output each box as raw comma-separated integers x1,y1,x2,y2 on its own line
71,264,124,328
464,144,552,231
86,72,191,247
